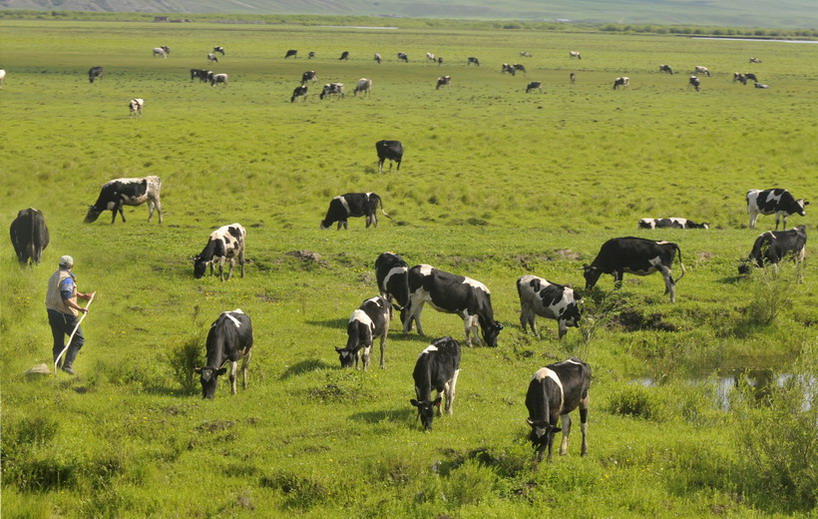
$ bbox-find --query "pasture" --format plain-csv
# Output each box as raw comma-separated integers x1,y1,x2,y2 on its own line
2,19,818,517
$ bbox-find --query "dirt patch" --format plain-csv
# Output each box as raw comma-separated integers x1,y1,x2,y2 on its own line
286,250,329,268
614,310,678,332
552,248,582,261
196,420,235,433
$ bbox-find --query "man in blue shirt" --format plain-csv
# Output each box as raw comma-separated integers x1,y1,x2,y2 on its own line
46,255,95,375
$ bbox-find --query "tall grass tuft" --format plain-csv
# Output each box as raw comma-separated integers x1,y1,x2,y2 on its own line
743,263,801,325
166,333,206,395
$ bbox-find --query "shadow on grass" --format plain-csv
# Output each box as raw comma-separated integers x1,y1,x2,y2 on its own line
349,407,414,424
306,318,348,329
279,359,334,380
718,275,746,285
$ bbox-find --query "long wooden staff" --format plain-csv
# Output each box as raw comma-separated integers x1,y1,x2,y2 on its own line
54,293,95,374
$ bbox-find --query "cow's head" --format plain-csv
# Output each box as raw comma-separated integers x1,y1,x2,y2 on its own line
83,206,102,223
738,259,752,276
193,255,210,279
410,396,441,431
319,219,333,230
335,347,358,368
526,417,562,458
797,200,809,216
194,366,226,399
582,265,602,290
563,294,583,329
482,321,504,347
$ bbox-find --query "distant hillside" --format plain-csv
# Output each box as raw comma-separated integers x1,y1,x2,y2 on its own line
2,0,817,29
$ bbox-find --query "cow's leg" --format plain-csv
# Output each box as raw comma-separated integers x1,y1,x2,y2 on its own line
366,215,372,228
226,258,235,281
403,297,425,335
613,271,623,289
659,266,676,302
372,212,378,228
749,209,758,228
446,368,460,415
229,360,238,394
241,349,252,389
239,247,246,278
462,312,474,346
579,397,589,456
378,159,384,174
558,319,567,339
362,344,371,371
218,258,227,281
559,414,572,455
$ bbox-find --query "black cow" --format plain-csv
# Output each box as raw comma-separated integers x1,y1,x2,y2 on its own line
301,70,317,85
339,51,349,61
375,252,410,312
88,66,103,84
526,358,591,461
284,49,298,59
410,337,461,431
194,309,253,399
435,76,451,90
526,81,542,93
513,63,526,74
291,85,308,103
376,140,403,174
745,73,758,82
193,223,246,281
191,68,210,82
402,265,503,347
613,77,630,89
747,188,808,229
659,64,673,74
213,46,225,55
9,208,50,265
638,218,709,230
517,275,581,339
689,75,701,91
319,83,344,100
583,237,686,302
84,176,163,224
337,296,392,370
320,192,390,230
397,52,409,62
308,51,316,59
739,225,807,275
467,57,480,66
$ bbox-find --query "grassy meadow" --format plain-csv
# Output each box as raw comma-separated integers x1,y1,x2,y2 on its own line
1,19,818,518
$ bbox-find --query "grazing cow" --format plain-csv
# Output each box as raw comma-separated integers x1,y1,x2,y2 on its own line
747,188,808,229
374,53,382,64
520,51,532,57
84,176,163,224
0,68,5,88
213,46,225,55
513,63,526,74
749,57,762,64
435,75,451,90
613,77,630,89
738,225,806,275
437,57,443,66
755,83,770,89
207,53,218,63
193,223,246,281
502,63,516,76
526,81,542,93
319,83,344,99
694,66,710,77
376,140,403,174
339,51,349,61
320,192,390,230
426,52,436,61
284,49,297,59
402,265,504,347
128,98,144,118
153,46,170,58
583,237,686,302
194,309,253,399
337,296,392,370
375,252,410,312
410,337,461,431
9,208,50,265
638,218,709,230
733,72,748,85
570,72,576,84
745,73,758,82
525,358,591,461
88,66,103,84
688,75,701,91
301,70,317,85
659,64,673,74
353,78,372,96
190,68,209,82
467,57,480,66
569,51,582,60
397,52,409,62
291,85,308,103
210,73,228,86
308,51,316,59
517,275,581,339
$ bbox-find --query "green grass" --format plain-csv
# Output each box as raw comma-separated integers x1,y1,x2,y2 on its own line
2,19,818,517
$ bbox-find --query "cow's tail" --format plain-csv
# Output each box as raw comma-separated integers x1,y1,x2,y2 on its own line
673,243,686,284
379,197,393,220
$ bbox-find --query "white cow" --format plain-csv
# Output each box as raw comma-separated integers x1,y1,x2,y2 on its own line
0,69,6,88
569,51,582,60
153,46,169,58
694,66,710,77
353,78,372,96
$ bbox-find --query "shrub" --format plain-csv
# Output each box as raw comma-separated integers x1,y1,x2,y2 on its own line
606,384,663,421
165,334,205,395
743,264,800,324
443,460,498,507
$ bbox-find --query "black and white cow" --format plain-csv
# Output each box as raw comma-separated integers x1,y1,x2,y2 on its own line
520,51,532,57
513,63,526,74
320,192,390,230
337,296,392,370
570,72,576,84
210,73,228,86
194,309,253,399
749,57,762,64
689,75,701,91
319,83,344,99
374,53,382,64
353,78,372,96
193,223,246,281
153,46,170,58
738,225,807,275
517,275,582,339
9,208,50,265
376,140,403,174
291,85,308,103
375,252,410,312
526,81,542,93
525,358,591,462
88,66,103,84
339,51,350,61
747,188,808,229
128,98,144,118
84,176,163,224
467,57,480,66
308,51,316,59
583,237,686,302
693,65,710,77
402,265,504,347
733,72,747,85
410,337,461,431
207,53,219,63
397,52,409,62
659,64,673,74
284,49,298,59
569,51,582,60
638,218,709,230
301,70,317,85
437,57,444,66
213,46,225,55
745,73,758,82
502,63,516,76
435,76,451,90
755,83,770,89
426,52,436,61
613,77,630,89
191,68,210,82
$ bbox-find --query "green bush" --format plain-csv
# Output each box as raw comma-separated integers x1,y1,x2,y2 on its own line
165,334,206,395
606,384,663,421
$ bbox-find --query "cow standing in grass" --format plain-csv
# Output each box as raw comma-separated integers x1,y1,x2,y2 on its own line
659,64,673,74
291,85,308,102
337,296,392,370
569,51,581,60
435,76,451,90
194,309,253,399
738,226,806,275
129,98,144,118
526,81,542,93
375,252,411,313
689,75,701,91
84,176,162,224
10,208,49,265
747,188,808,229
320,192,390,230
285,49,298,58
353,78,372,96
613,77,630,89
193,223,246,281
376,140,403,174
410,337,461,430
694,66,710,77
88,66,103,84
517,275,582,339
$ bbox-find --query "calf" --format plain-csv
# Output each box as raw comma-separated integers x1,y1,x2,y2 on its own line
517,275,582,339
739,225,807,275
339,51,349,61
301,70,317,85
320,192,390,230
84,176,162,224
569,51,581,60
402,264,503,347
336,296,392,369
193,223,246,281
694,65,710,77
375,252,411,312
213,46,225,55
397,52,409,62
410,337,461,431
659,64,673,74
525,358,591,461
190,68,210,82
435,76,451,90
638,218,709,230
9,208,50,265
128,98,144,118
284,49,298,58
210,73,228,86
467,57,480,66
613,77,630,89
319,83,344,99
88,66,103,84
353,78,372,96
207,53,219,63
689,75,701,91
291,85,308,102
376,140,403,174
526,81,542,93
194,309,253,399
374,53,382,64
747,188,808,229
583,237,686,302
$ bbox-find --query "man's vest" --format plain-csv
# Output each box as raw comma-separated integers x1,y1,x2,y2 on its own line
46,269,78,317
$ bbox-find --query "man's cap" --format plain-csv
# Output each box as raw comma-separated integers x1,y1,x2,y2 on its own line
59,255,74,267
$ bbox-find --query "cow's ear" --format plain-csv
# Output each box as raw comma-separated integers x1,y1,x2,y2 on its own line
193,367,202,374
216,368,227,375
410,399,420,407
805,201,811,206
495,322,504,330
550,426,562,434
526,417,534,426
